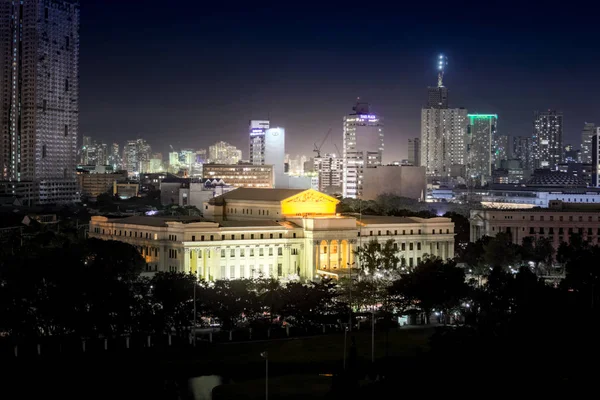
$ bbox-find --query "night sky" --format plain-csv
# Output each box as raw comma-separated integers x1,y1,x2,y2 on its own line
80,0,600,162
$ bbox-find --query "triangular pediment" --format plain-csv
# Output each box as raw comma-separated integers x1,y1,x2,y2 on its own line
281,189,339,216
281,189,339,205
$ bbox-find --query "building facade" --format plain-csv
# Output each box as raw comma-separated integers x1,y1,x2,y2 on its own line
202,164,274,188
533,110,563,170
0,0,80,204
512,136,534,171
421,108,468,178
467,114,497,186
581,122,595,164
343,102,384,198
362,165,426,201
89,188,455,280
314,154,343,194
470,206,600,251
593,132,599,187
249,119,270,165
408,138,421,166
208,141,242,165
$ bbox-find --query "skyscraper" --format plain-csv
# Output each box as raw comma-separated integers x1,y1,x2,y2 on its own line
0,0,80,204
124,140,138,176
315,154,343,193
420,55,468,179
264,127,285,188
249,120,270,165
427,55,448,108
593,129,600,187
492,134,509,169
408,138,421,166
512,136,534,171
343,101,384,198
533,110,563,170
580,122,595,164
466,114,497,186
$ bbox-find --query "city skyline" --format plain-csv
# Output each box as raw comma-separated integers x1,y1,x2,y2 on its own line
79,1,600,162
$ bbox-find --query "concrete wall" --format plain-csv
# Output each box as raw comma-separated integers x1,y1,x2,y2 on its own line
362,166,426,200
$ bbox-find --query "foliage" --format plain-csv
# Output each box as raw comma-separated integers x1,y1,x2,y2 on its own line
389,258,469,323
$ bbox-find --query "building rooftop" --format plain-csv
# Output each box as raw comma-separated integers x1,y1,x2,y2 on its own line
212,187,305,203
219,220,295,228
103,215,209,227
526,171,587,188
357,215,451,225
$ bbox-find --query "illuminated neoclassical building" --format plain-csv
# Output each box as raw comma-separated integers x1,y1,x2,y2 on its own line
88,188,455,281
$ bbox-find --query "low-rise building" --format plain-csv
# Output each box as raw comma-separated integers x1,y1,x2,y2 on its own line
362,165,426,201
77,171,127,199
89,188,455,281
470,202,600,250
202,164,274,188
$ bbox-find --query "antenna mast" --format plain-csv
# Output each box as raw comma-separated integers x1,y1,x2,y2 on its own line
437,54,447,87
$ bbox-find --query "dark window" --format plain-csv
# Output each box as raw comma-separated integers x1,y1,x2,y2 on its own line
539,227,544,234
277,263,282,276
65,79,69,92
43,99,47,112
42,145,47,158
549,228,554,234
417,243,421,250
201,235,204,241
270,234,273,239
279,233,283,238
559,228,564,234
64,125,68,137
231,235,235,240
409,243,413,250
588,228,593,235
401,243,406,250
45,7,48,20
65,36,70,49
260,234,264,239
192,235,195,241
278,247,283,256
293,233,296,238
529,227,535,234
241,234,244,239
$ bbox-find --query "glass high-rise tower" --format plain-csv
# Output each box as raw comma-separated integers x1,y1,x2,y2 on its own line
533,110,563,170
0,0,80,204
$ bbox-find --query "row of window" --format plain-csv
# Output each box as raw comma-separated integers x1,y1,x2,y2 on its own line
228,207,273,216
191,232,296,241
93,227,297,241
365,228,451,236
497,214,600,222
220,263,287,279
496,226,600,236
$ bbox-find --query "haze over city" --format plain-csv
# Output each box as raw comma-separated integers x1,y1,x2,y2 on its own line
80,0,600,162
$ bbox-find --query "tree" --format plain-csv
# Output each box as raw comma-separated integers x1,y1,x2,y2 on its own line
483,232,519,270
204,279,257,330
354,238,401,277
520,236,555,275
389,259,469,324
150,272,197,336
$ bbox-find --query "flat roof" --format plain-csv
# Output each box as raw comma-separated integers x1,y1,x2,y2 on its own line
358,215,451,224
102,215,209,227
214,187,305,202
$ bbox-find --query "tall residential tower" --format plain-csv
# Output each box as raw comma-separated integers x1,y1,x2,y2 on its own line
420,55,468,179
533,110,563,170
0,0,80,203
342,101,384,198
466,114,497,186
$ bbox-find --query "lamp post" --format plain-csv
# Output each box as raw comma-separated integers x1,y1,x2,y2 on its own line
261,351,268,400
343,326,349,370
371,309,375,363
193,277,197,347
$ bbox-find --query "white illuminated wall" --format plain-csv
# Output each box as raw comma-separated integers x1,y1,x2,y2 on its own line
265,128,286,188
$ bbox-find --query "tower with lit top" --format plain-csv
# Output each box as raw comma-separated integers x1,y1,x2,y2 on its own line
421,54,468,179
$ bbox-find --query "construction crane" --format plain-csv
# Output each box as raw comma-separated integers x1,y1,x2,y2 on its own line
334,143,342,158
313,128,332,158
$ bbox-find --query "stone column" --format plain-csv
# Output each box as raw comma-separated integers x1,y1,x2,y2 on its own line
184,248,190,274
326,240,331,270
314,240,321,271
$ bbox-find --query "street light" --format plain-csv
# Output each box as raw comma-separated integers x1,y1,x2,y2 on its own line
261,351,268,400
343,326,349,370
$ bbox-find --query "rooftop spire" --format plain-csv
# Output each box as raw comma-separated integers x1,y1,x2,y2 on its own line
437,54,448,87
